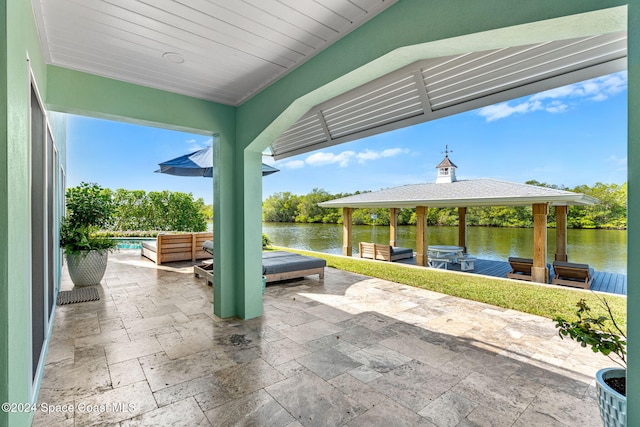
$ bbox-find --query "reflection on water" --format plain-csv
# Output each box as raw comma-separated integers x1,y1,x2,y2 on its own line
262,223,627,274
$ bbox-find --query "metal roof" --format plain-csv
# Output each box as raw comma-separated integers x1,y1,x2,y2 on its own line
271,31,626,160
318,178,599,208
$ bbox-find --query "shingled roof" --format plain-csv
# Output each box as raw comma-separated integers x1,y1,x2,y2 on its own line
319,178,598,209
435,156,457,169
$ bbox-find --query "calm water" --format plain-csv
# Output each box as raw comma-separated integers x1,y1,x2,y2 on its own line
262,223,627,274
114,237,155,249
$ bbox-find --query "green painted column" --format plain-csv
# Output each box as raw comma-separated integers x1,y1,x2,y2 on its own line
241,149,264,318
0,2,9,425
212,138,263,319
627,1,638,423
212,134,239,318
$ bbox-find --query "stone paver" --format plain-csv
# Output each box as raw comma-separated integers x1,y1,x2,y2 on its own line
33,250,612,426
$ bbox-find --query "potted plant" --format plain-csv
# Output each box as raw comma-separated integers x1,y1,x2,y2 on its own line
60,182,117,287
554,297,626,427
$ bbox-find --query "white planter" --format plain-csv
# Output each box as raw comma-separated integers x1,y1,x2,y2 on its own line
596,367,626,427
66,250,109,287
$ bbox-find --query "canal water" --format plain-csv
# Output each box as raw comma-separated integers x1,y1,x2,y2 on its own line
262,223,627,274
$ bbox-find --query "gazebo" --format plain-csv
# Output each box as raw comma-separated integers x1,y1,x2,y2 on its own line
320,153,598,284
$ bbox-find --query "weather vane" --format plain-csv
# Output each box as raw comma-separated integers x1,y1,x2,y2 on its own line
442,145,453,156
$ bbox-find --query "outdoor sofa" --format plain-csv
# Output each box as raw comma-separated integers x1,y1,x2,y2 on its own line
141,232,213,265
359,242,414,262
552,261,594,289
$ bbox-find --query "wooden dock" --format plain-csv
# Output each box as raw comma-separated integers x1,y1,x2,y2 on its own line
395,257,627,296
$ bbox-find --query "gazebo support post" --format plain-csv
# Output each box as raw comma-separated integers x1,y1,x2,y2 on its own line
389,208,398,247
416,206,428,266
555,205,568,262
532,203,549,283
343,208,352,256
458,207,467,253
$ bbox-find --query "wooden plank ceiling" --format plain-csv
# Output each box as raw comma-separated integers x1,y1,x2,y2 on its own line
32,0,397,106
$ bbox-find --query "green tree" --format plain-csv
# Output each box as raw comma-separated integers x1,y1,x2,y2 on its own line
295,188,335,223
112,189,149,230
259,181,627,230
111,189,206,232
201,204,214,222
570,183,627,229
262,192,300,222
397,208,415,225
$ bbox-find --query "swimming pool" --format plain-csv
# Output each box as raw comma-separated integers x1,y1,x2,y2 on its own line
113,237,155,249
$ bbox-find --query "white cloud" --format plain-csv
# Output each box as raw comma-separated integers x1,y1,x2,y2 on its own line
283,160,304,169
544,100,568,113
607,155,627,166
306,151,355,167
303,147,409,167
477,100,542,122
356,149,380,162
356,148,409,163
478,71,627,122
186,137,211,152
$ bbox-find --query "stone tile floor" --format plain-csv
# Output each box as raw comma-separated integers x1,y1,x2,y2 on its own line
34,250,612,426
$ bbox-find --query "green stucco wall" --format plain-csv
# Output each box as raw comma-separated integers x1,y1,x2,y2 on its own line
627,0,638,422
1,0,49,425
46,66,231,136
0,0,8,423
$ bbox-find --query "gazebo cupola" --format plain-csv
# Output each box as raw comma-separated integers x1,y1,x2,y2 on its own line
435,146,458,183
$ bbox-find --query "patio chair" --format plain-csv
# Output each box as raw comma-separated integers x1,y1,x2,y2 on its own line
506,257,533,281
552,261,594,289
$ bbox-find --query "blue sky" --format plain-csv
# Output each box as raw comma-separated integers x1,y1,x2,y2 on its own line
67,71,627,205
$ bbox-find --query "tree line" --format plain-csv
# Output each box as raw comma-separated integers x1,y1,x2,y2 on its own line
262,182,627,229
101,188,209,232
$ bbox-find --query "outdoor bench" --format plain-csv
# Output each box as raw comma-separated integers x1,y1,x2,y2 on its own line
141,232,213,265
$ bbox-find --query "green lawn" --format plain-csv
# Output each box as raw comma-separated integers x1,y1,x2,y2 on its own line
269,246,627,333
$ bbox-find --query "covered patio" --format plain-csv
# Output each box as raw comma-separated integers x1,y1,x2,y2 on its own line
3,2,638,426
320,154,599,284
35,250,611,426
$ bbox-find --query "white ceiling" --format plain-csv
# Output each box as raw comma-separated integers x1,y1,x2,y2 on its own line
32,0,397,106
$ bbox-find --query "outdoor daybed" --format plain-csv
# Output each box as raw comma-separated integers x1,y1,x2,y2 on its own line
359,242,414,262
141,232,213,265
552,261,594,289
194,242,326,285
262,251,326,283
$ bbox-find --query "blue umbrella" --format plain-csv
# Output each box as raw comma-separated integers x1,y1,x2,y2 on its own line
156,145,279,177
